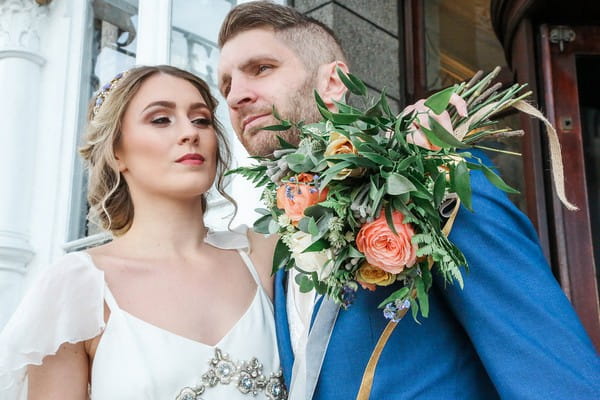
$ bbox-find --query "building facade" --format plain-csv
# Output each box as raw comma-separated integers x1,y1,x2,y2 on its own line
0,0,597,347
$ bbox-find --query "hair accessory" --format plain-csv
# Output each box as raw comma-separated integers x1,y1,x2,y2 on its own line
92,71,127,119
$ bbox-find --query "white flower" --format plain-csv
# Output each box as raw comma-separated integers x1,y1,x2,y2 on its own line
278,214,291,227
288,231,334,279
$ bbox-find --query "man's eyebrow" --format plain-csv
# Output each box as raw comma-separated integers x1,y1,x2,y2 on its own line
219,56,281,92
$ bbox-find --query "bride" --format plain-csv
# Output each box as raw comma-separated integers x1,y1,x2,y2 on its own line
0,65,286,400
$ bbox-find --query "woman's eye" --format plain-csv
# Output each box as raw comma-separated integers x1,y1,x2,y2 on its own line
193,117,212,127
151,116,171,124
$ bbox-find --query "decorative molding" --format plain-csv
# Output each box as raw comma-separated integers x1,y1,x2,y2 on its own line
0,0,50,51
0,230,34,274
0,48,45,64
62,232,112,253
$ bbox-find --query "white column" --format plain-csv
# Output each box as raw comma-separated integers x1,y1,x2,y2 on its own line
136,0,172,65
0,0,49,327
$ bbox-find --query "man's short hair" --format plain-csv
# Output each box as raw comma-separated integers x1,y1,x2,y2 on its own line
218,1,347,74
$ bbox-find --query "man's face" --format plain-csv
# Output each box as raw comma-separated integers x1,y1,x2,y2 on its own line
218,28,322,156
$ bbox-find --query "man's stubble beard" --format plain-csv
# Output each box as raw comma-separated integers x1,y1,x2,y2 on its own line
246,77,323,157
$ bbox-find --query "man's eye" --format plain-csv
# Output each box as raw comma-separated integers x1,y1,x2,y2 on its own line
193,117,212,127
257,65,271,74
151,117,171,124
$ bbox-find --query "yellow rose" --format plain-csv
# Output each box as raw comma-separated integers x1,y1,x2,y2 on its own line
324,132,365,180
355,261,396,291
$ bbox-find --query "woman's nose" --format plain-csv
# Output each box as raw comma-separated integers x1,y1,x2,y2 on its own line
177,122,200,145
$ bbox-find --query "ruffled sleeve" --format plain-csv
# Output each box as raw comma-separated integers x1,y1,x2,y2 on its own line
204,225,251,250
0,252,105,398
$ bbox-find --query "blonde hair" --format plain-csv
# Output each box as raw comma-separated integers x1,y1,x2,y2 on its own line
79,65,233,236
218,1,347,75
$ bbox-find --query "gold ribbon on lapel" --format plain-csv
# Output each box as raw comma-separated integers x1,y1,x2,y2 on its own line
356,199,461,400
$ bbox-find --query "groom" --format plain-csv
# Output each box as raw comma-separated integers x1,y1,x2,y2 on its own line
217,2,600,399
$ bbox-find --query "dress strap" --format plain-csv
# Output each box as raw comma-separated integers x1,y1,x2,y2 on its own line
103,284,120,312
237,250,263,289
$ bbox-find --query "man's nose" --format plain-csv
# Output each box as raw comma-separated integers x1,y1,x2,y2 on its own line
226,77,257,109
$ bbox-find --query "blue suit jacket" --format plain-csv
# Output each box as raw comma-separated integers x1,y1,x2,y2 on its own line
274,153,600,399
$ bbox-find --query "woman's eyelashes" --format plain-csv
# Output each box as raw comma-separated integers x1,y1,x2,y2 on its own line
192,117,212,127
149,115,212,127
151,116,171,125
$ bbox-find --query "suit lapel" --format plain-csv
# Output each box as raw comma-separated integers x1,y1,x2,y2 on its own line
274,269,294,385
303,297,340,399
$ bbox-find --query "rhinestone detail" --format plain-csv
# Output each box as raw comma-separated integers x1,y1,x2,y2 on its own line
175,348,287,400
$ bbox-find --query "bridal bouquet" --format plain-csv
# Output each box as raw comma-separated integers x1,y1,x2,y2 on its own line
229,68,571,321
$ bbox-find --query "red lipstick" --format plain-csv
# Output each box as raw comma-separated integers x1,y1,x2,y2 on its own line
176,153,205,166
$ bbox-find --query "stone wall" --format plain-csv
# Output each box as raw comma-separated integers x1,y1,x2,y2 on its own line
293,0,404,112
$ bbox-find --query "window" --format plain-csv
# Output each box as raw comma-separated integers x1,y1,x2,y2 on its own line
68,0,139,248
405,0,524,212
424,0,508,90
67,0,285,248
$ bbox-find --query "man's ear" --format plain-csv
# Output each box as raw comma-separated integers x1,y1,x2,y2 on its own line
315,61,349,111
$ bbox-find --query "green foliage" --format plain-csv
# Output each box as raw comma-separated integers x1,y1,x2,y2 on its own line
231,68,530,320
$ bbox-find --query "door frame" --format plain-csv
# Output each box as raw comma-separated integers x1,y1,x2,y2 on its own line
539,24,600,349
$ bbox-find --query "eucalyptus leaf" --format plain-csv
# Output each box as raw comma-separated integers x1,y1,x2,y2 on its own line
361,152,394,167
348,245,364,258
297,274,315,293
481,164,520,194
377,287,410,308
302,238,330,252
386,173,417,195
277,136,298,149
308,218,319,236
424,86,455,115
416,278,429,317
384,203,398,235
422,118,469,149
452,161,472,211
337,66,367,96
298,217,312,234
254,214,274,234
263,123,291,131
348,72,368,96
272,238,291,274
433,173,447,208
329,112,361,124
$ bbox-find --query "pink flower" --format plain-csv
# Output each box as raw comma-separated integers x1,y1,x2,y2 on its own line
356,210,417,274
401,93,468,150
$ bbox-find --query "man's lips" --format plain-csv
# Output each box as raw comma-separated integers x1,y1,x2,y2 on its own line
176,153,205,165
242,113,271,133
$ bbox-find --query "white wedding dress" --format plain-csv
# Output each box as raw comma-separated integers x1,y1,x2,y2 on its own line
0,228,285,400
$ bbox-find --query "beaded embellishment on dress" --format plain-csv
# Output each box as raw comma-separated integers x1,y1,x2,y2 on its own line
175,348,287,400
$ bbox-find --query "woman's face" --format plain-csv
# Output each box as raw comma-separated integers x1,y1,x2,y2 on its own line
116,73,218,201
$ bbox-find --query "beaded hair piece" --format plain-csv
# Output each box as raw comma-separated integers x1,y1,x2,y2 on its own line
92,71,128,119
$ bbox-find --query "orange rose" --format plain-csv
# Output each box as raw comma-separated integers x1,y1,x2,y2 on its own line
356,210,417,273
324,132,364,179
401,93,468,151
356,261,396,291
276,173,328,222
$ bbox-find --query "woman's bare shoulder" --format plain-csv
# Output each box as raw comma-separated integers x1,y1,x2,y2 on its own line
247,230,279,257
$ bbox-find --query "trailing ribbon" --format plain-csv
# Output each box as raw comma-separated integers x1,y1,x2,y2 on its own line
356,199,461,400
511,100,578,210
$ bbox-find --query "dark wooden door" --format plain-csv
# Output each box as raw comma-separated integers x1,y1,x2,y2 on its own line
540,24,600,349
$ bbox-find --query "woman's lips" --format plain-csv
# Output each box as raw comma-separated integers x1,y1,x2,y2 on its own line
176,153,205,165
